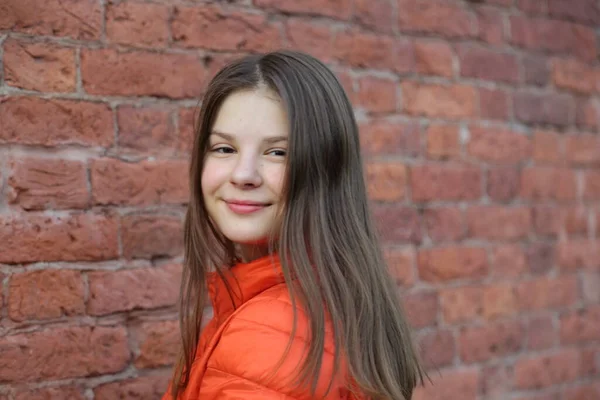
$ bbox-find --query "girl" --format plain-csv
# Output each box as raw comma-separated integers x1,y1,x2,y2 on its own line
163,50,424,400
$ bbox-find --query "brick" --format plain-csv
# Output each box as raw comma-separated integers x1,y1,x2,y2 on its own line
0,326,128,382
565,135,600,165
172,5,282,52
479,88,509,121
91,159,189,206
514,393,561,400
411,164,482,202
510,16,596,62
517,0,547,14
106,0,170,47
402,291,438,329
565,383,600,400
418,247,488,282
87,263,182,316
426,124,460,160
372,205,421,244
133,320,179,369
526,242,555,274
516,276,579,311
117,106,177,155
384,248,415,287
527,315,556,350
356,76,397,113
414,40,454,78
459,46,518,83
577,98,600,131
458,320,523,363
487,167,519,202
0,0,102,40
423,207,464,242
417,329,455,368
121,214,184,259
95,374,171,400
514,350,580,389
178,107,196,154
333,30,399,70
468,126,531,163
558,240,600,270
3,39,76,92
548,0,600,25
553,58,599,94
365,162,406,201
581,347,600,376
522,54,550,86
285,19,333,61
532,205,560,236
0,97,113,147
398,0,476,38
7,158,89,211
353,0,394,33
255,0,352,19
476,7,504,45
582,271,600,303
563,206,588,236
0,213,118,264
440,286,482,324
482,364,511,399
14,387,85,400
9,269,84,321
583,171,600,200
359,120,420,157
520,167,577,202
560,306,600,344
492,245,527,278
81,49,206,99
483,284,517,320
533,130,562,164
412,368,479,400
402,82,477,119
467,206,531,240
513,91,573,127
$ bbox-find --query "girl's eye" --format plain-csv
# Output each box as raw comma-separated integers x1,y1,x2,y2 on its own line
267,149,287,157
211,146,235,154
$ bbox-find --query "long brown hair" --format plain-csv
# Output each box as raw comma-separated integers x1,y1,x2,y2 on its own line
171,50,424,400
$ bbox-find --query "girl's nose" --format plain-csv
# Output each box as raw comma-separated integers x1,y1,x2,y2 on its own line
230,153,262,188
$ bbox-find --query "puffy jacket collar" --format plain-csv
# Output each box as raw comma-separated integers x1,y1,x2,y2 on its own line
207,253,285,320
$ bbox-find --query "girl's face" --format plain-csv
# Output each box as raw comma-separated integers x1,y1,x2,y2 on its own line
201,89,288,257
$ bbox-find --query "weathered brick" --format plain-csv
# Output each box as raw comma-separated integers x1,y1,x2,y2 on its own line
414,40,454,78
522,54,551,86
356,76,397,113
254,0,352,19
172,5,282,52
558,240,600,270
516,276,579,311
526,242,555,274
9,269,85,321
402,291,438,329
483,284,517,320
418,247,488,282
577,98,600,132
476,7,504,45
398,0,476,38
563,206,589,236
564,383,600,400
178,107,197,154
81,49,206,99
553,58,599,94
510,16,597,61
581,346,600,377
412,368,479,400
87,263,182,316
583,171,600,200
384,248,415,287
365,162,406,201
106,0,170,47
532,205,561,236
423,207,464,242
359,120,421,157
487,167,520,202
520,167,577,202
565,135,600,166
285,19,333,61
482,364,511,399
0,213,119,264
560,306,600,344
121,214,184,259
3,39,76,92
492,244,527,278
372,205,421,244
468,126,531,163
513,91,574,127
91,158,189,206
417,329,455,368
0,326,129,382
333,30,400,71
426,124,460,160
533,130,563,164
479,88,509,121
402,82,477,119
353,0,394,33
582,271,600,303
459,46,519,83
440,286,482,324
0,0,102,40
117,106,177,155
132,320,179,369
527,315,556,350
514,350,581,389
0,97,113,147
14,387,85,400
411,164,482,202
458,320,524,363
548,0,600,25
466,206,531,240
94,374,171,400
517,0,547,14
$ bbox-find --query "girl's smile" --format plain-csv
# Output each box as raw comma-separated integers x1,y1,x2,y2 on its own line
223,199,272,215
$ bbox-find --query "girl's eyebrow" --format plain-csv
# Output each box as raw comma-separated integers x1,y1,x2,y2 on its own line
210,130,287,144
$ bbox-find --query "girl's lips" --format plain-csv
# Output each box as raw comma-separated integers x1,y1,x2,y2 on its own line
225,201,270,215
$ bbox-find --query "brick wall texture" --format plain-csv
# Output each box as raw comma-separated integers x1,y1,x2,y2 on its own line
1,0,599,399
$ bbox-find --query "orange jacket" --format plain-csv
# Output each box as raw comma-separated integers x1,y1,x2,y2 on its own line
162,254,362,400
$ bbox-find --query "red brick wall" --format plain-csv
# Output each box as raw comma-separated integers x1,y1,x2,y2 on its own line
1,0,599,399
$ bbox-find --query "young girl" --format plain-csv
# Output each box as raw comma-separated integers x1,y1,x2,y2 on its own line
163,50,424,400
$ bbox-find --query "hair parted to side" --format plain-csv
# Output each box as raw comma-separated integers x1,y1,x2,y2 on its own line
172,50,424,400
